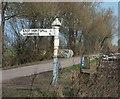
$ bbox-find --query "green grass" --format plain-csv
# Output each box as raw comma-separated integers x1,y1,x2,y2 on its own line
62,64,81,73
90,59,97,63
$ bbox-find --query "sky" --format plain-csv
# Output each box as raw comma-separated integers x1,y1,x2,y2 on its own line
101,2,118,16
101,2,118,45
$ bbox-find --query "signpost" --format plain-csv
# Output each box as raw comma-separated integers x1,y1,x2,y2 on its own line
20,18,61,86
20,29,54,36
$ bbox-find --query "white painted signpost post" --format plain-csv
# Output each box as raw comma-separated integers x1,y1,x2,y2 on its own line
20,18,61,86
52,18,61,85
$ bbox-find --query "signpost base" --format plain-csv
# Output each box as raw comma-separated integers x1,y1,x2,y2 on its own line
52,57,59,86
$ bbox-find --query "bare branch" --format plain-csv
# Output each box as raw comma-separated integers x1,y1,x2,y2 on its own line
5,15,16,20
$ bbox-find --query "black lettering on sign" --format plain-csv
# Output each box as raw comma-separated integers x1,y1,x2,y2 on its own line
31,29,38,32
40,29,47,32
23,29,30,32
23,33,28,35
49,33,51,35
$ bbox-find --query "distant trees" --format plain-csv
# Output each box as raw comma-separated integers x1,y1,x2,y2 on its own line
2,2,117,67
118,39,120,52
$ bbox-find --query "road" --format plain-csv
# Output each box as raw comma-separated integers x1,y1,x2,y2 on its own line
1,57,81,82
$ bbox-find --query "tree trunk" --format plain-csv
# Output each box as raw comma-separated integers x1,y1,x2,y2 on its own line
1,2,7,66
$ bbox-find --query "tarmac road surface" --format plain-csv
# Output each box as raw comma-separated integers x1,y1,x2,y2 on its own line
1,57,81,82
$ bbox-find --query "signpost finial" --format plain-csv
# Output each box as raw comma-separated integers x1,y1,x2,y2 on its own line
52,18,61,26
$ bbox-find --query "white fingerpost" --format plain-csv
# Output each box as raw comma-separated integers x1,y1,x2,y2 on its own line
52,18,61,85
20,18,61,86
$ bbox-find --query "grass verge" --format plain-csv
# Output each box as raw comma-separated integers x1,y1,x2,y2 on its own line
2,64,86,97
